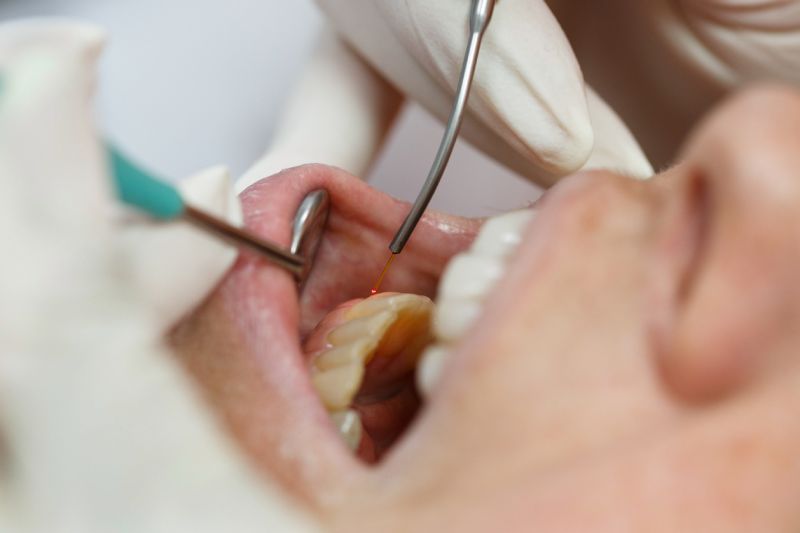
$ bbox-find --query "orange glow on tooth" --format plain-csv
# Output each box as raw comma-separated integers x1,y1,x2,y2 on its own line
370,254,396,296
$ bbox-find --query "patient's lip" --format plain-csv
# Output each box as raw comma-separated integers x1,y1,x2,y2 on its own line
172,164,480,506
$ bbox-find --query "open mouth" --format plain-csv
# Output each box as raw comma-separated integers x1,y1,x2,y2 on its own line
168,162,700,517
170,164,492,501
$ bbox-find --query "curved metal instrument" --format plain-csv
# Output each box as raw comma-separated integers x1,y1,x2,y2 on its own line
290,189,331,284
389,0,497,254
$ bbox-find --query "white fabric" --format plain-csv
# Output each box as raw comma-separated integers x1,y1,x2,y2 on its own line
0,19,316,532
549,0,800,167
239,29,403,192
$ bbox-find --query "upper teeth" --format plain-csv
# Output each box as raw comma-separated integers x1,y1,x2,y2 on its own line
472,210,535,258
418,209,535,397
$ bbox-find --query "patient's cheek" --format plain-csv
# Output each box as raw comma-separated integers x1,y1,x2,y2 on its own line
302,292,434,462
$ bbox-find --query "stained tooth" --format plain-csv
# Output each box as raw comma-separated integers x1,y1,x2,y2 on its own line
314,338,378,371
327,311,396,346
311,364,365,410
433,299,482,342
471,210,534,258
438,254,505,301
308,293,435,431
330,410,363,451
347,293,429,319
417,345,449,399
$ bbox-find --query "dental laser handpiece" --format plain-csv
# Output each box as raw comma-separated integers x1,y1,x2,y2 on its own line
109,146,312,279
388,0,497,256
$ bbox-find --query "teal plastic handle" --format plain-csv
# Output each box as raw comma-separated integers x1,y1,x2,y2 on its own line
108,146,185,219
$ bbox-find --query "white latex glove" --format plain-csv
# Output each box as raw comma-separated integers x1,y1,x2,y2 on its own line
549,0,800,168
239,1,654,193
0,20,315,531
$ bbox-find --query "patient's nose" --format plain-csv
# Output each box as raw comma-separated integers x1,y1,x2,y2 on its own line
657,86,800,402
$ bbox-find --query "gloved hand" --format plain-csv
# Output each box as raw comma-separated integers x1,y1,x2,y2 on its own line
548,0,800,168
0,20,313,530
239,0,655,193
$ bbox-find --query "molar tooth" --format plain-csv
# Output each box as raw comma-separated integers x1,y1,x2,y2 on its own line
438,254,505,301
417,345,449,399
471,210,534,258
330,409,363,452
327,310,396,346
433,299,482,342
314,338,378,371
309,293,435,417
311,364,365,411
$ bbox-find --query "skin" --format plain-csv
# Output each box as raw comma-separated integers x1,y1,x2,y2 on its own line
172,86,800,531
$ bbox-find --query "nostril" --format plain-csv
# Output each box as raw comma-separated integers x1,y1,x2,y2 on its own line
651,165,718,403
676,170,712,304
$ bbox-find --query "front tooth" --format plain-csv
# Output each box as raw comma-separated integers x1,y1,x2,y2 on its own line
330,409,363,451
311,364,364,411
327,311,396,346
417,345,449,399
438,254,505,301
471,210,534,258
433,299,483,342
433,210,534,339
419,209,534,398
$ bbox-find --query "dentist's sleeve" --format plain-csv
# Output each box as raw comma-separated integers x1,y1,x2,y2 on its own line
238,29,404,192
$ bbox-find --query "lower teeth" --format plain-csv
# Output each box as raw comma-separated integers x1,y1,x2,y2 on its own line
304,293,434,458
330,409,363,452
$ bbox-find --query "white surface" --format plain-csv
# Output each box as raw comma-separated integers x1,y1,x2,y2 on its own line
0,0,541,216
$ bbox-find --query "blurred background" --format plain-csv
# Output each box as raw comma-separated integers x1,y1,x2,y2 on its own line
0,0,539,217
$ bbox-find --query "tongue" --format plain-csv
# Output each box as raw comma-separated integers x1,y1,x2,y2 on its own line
170,164,479,506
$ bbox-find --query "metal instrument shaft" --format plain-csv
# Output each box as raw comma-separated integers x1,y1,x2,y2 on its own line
110,145,327,281
388,0,496,255
184,205,305,276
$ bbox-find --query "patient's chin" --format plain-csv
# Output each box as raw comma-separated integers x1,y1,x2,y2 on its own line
169,164,479,505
